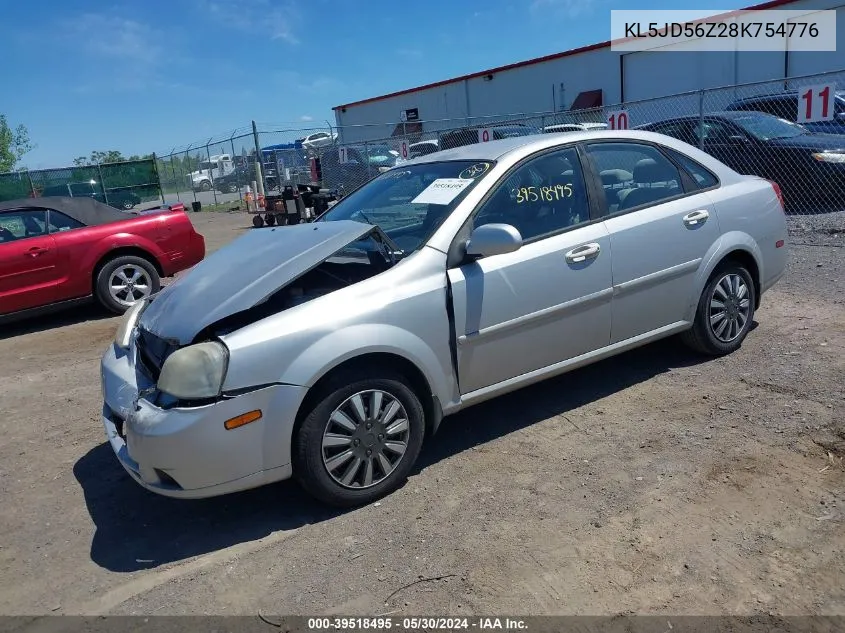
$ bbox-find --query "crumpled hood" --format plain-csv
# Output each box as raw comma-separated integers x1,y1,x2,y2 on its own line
139,220,373,345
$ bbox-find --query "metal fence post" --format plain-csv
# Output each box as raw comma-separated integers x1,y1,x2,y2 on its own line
170,158,180,203
698,89,705,150
185,145,197,204
205,141,218,205
230,134,242,202
364,141,372,180
26,170,35,198
96,162,108,205
151,153,164,204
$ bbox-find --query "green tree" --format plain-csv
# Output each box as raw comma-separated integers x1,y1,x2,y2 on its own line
73,150,128,166
0,115,34,172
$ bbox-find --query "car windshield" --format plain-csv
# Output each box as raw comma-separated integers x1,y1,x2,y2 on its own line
316,160,496,255
732,114,807,140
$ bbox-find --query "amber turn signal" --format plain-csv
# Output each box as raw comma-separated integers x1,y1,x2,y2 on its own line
224,410,262,430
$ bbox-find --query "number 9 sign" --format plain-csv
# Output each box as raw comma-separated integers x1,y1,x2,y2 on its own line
606,110,630,130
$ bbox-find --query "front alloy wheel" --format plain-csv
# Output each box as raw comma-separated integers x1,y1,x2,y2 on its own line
293,371,425,507
322,390,411,489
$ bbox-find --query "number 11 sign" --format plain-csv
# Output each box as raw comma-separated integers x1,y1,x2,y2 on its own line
798,84,836,123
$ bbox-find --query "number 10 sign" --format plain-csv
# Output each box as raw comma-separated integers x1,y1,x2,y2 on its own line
606,110,630,130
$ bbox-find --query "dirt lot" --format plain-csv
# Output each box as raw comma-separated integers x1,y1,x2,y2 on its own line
0,211,843,617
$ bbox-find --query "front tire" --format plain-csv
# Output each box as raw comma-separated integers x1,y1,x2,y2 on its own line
94,255,160,314
200,180,211,191
293,371,426,507
681,262,756,356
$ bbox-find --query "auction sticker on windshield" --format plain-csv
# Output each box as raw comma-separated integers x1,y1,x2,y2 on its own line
411,178,474,205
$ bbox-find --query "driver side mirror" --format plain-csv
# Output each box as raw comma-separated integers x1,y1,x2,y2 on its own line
465,223,523,259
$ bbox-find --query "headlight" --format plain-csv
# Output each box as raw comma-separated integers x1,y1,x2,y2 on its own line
812,151,845,164
156,341,228,400
114,300,146,349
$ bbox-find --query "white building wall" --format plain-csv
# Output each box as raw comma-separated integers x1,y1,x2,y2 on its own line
334,0,844,143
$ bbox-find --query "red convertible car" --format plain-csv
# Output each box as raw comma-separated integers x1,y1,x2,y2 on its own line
0,196,205,322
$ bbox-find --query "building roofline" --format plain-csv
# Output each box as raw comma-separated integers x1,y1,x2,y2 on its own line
332,0,798,111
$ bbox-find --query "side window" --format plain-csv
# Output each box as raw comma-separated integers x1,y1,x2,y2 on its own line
652,121,698,145
699,120,738,143
473,146,589,241
585,142,683,214
48,210,85,233
664,148,719,189
762,98,795,121
0,209,48,243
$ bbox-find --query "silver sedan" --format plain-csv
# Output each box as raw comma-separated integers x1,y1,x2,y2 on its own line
100,130,789,506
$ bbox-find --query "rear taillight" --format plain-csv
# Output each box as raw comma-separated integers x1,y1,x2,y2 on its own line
768,180,785,211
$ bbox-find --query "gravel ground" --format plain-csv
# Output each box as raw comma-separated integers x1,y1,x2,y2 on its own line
0,210,842,617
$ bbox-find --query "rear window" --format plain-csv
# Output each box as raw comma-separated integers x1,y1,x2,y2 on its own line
665,148,719,189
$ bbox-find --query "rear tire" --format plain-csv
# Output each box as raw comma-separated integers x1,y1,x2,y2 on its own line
293,370,426,507
681,262,756,356
252,215,264,228
200,181,211,191
94,255,160,315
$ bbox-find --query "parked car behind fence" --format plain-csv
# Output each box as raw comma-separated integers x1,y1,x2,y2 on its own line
638,111,845,209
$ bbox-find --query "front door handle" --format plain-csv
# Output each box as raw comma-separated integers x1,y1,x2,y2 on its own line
683,210,709,227
565,243,601,264
26,247,49,257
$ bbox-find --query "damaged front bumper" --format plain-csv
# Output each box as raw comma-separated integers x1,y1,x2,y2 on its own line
100,342,306,499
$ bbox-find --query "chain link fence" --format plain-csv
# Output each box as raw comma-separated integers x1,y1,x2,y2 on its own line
154,69,844,229
0,159,162,210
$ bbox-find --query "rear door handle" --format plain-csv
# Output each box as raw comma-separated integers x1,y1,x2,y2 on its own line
683,210,709,227
26,247,49,257
565,243,601,264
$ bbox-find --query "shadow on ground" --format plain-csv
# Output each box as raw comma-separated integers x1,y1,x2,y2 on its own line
74,335,723,572
0,303,114,341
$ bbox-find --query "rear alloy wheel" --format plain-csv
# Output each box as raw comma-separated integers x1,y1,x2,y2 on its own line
95,255,160,314
227,183,239,193
681,263,756,356
121,200,135,210
293,372,425,507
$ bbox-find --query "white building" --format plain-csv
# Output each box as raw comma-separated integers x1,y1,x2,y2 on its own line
333,0,845,144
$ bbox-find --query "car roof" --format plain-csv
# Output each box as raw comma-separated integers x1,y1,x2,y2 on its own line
399,129,717,165
732,90,845,102
640,111,776,126
0,196,133,225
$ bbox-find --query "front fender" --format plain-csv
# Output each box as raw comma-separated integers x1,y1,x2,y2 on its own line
279,323,455,407
685,232,763,322
252,324,456,472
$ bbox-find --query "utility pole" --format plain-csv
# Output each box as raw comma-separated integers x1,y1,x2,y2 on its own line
252,120,265,197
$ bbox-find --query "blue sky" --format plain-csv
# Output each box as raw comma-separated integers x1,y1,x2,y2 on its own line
1,0,746,168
